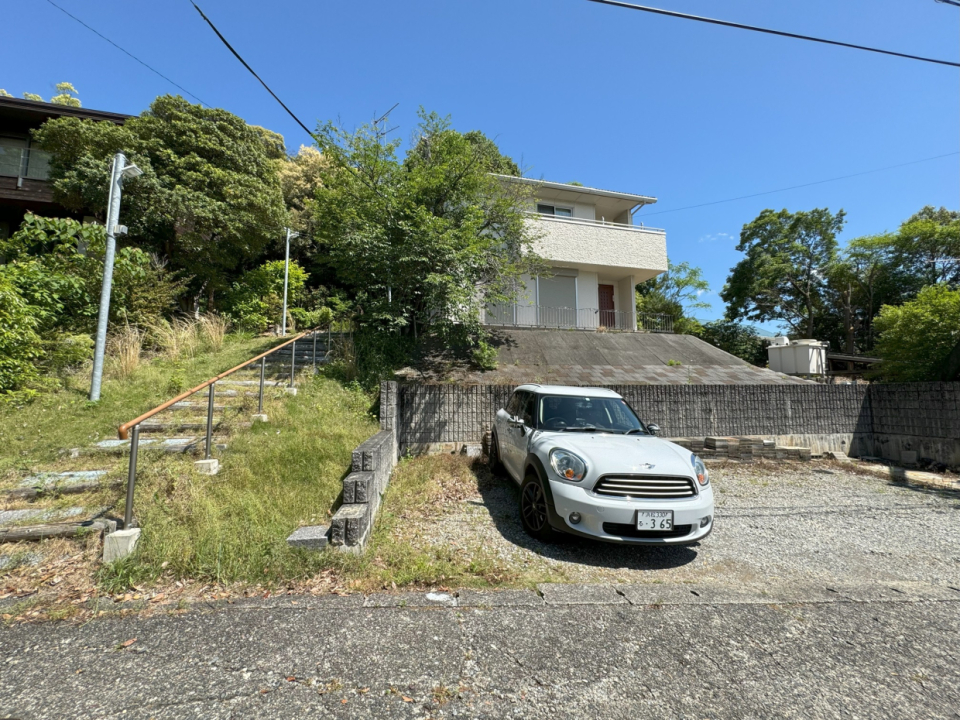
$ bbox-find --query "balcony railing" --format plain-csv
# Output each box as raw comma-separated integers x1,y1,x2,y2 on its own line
0,146,52,181
638,312,674,333
485,304,675,333
527,212,666,234
486,304,634,331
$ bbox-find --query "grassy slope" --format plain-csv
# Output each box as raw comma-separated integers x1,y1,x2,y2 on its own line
0,336,276,480
106,375,378,588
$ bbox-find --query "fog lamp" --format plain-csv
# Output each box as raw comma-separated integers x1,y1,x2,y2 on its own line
569,512,582,525
700,515,712,528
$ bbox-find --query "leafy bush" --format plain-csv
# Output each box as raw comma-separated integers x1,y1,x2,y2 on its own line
0,214,183,334
40,333,94,375
223,260,307,333
0,276,42,393
471,340,498,370
874,284,960,382
288,306,333,331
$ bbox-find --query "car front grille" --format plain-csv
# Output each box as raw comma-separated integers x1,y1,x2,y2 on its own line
593,475,697,499
602,523,693,539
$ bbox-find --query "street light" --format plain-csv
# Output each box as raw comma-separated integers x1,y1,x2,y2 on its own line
280,227,299,336
89,152,142,402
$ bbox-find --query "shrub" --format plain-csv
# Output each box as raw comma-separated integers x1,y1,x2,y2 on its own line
40,332,94,375
874,284,960,382
223,260,307,332
471,340,498,370
696,320,768,367
0,276,42,393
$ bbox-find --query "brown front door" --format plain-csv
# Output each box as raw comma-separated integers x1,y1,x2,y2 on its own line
598,284,615,327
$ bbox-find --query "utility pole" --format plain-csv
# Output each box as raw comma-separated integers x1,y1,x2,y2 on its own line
89,152,142,402
280,227,299,336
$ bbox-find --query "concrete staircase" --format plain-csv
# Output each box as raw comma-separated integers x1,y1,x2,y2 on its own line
1,331,333,548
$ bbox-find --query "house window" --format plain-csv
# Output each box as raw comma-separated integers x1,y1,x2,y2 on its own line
537,203,573,218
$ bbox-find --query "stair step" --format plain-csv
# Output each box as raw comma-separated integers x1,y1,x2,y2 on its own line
1,518,117,543
219,380,288,387
139,421,251,433
87,437,230,454
0,506,88,528
3,470,114,500
170,402,239,411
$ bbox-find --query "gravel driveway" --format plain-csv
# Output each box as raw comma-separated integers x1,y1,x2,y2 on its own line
419,458,960,592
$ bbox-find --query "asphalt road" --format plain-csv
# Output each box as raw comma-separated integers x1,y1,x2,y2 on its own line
2,464,959,719
2,584,959,719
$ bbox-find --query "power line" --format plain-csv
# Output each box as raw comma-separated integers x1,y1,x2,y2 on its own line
42,0,211,106
585,0,960,68
637,151,960,217
189,1,316,140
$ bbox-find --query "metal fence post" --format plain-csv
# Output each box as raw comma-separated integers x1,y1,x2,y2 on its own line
290,340,297,387
258,357,266,414
124,424,140,529
205,382,215,460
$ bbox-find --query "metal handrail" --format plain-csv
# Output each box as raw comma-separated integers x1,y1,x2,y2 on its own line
117,327,325,528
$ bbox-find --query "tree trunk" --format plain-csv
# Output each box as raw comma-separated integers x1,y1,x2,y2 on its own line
207,285,215,313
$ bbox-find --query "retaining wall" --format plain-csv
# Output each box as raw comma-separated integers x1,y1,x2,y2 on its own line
396,382,960,467
329,382,399,551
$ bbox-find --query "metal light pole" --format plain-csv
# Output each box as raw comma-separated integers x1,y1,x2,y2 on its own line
89,152,142,401
280,227,299,336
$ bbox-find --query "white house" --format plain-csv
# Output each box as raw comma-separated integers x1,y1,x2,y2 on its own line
484,176,669,332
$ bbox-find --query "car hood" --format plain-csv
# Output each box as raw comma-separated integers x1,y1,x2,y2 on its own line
531,432,694,478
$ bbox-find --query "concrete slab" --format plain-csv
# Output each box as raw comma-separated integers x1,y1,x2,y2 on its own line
103,528,141,563
286,525,329,551
193,459,219,475
537,583,627,605
19,470,109,489
363,591,457,608
456,589,544,607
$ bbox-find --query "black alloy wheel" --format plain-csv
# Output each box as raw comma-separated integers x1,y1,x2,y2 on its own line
519,474,554,541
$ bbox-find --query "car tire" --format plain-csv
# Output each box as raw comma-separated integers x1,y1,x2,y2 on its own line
519,472,555,542
488,432,505,476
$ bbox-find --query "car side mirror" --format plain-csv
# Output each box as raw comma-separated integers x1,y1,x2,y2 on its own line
647,423,661,435
508,415,523,427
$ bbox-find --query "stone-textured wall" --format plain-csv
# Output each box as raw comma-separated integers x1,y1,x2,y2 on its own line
329,382,399,550
396,382,960,467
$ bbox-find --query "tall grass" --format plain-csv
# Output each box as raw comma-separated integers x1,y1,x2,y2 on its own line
148,317,200,360
198,314,229,353
106,325,143,379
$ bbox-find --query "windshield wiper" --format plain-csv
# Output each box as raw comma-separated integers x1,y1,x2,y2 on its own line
623,428,647,435
563,426,599,432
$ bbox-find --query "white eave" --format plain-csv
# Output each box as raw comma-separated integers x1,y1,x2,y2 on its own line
492,174,658,208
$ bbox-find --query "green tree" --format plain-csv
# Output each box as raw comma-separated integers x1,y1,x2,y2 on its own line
874,284,960,382
723,208,845,338
636,261,710,334
893,206,960,291
312,109,540,348
696,320,768,367
33,95,287,304
9,82,81,106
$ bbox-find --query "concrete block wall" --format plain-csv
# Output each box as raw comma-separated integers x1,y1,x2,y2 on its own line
329,382,399,550
396,382,960,468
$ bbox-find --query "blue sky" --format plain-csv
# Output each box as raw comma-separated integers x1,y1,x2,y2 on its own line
4,0,958,323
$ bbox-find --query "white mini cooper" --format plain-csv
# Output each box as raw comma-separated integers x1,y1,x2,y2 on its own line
489,384,714,545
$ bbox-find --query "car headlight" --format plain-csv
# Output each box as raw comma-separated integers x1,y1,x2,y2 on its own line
692,453,709,486
550,449,587,482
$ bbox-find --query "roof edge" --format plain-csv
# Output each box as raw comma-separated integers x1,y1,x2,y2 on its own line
492,174,657,206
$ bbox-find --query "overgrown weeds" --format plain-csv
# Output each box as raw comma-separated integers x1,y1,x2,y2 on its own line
106,325,144,379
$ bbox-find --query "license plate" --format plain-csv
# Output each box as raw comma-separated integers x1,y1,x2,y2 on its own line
637,510,674,531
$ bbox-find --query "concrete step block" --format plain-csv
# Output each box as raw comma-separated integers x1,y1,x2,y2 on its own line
287,525,329,550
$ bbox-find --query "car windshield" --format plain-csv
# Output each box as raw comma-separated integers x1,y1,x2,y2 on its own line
538,395,648,434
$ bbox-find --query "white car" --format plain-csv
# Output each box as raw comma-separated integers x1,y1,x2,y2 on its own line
489,384,714,545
